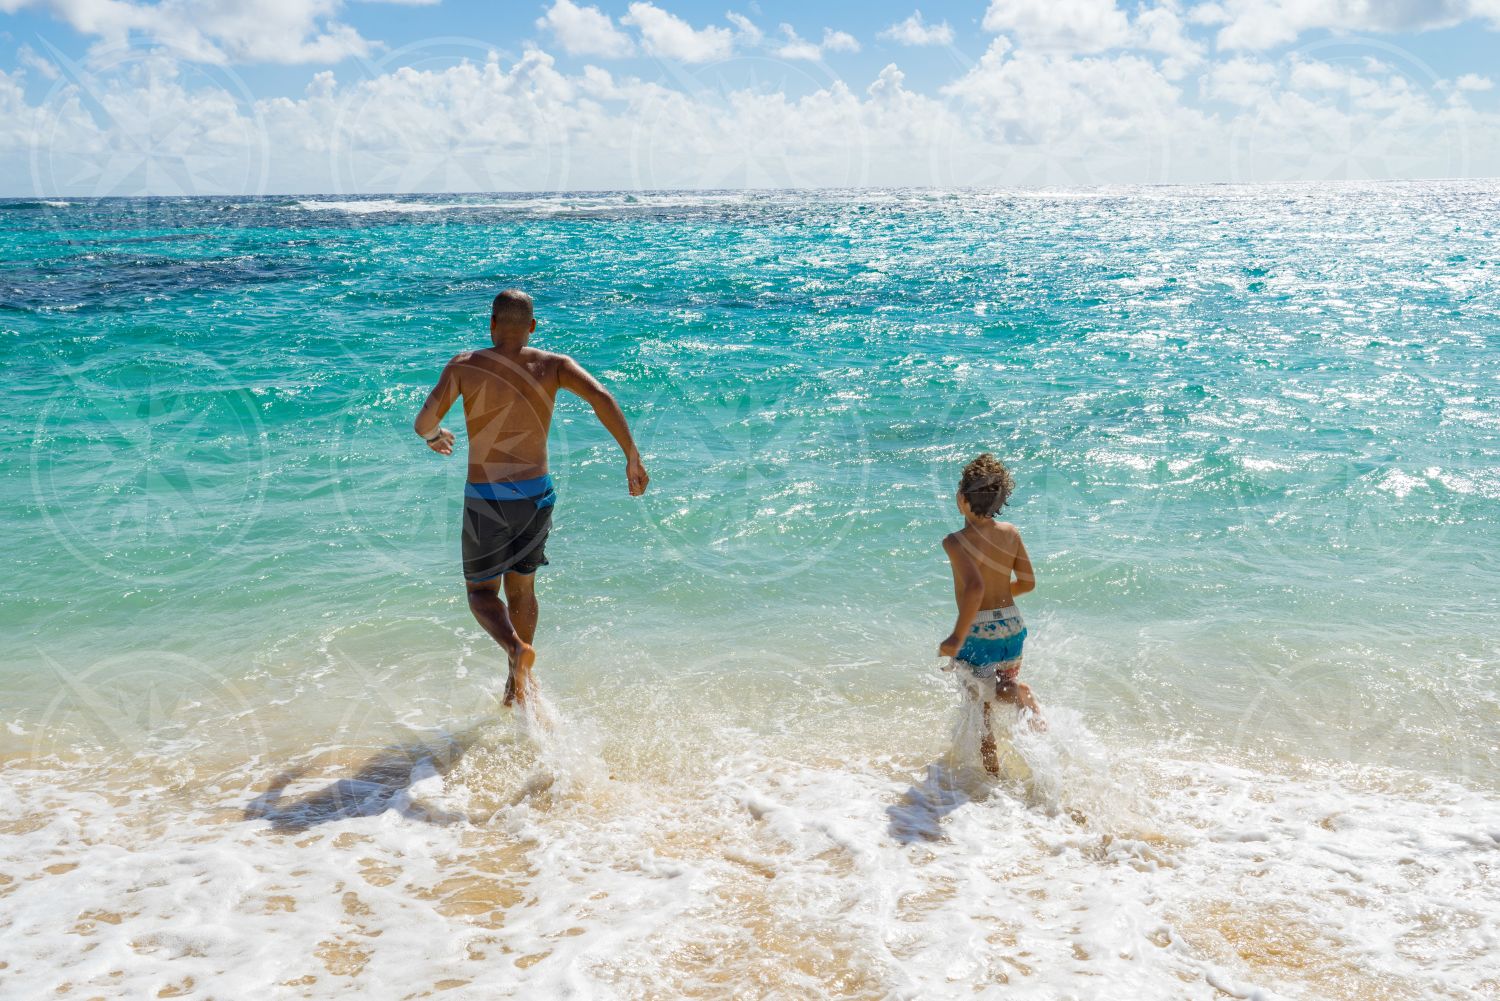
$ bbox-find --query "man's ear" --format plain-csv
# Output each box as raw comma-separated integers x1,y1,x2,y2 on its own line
529,318,537,333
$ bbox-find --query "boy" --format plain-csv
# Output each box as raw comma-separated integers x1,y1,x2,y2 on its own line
937,453,1042,773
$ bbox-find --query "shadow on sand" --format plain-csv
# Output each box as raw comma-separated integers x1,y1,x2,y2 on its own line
244,729,477,833
886,761,982,845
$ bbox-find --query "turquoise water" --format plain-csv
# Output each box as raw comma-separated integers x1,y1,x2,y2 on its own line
2,185,1498,999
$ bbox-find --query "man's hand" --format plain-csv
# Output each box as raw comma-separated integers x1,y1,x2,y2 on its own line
425,428,456,456
626,454,649,496
938,633,962,659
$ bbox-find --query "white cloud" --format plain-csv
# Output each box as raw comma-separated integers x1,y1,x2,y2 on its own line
0,68,39,149
3,27,1497,194
1187,2,1229,25
621,2,734,63
879,10,955,47
0,0,377,64
979,0,1205,71
947,38,1199,143
772,25,861,61
822,29,861,54
536,0,634,58
1211,1,1500,51
1204,57,1276,105
1133,5,1203,78
17,44,61,80
1209,53,1474,182
725,12,764,46
981,0,1131,53
773,25,823,61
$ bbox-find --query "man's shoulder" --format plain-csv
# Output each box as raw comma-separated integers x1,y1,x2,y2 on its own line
524,349,582,381
522,347,573,366
447,349,477,366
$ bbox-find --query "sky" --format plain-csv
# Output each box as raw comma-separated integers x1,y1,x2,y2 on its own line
1,0,1498,195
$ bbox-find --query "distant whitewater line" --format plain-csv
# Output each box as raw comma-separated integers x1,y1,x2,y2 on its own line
292,192,753,216
0,199,73,209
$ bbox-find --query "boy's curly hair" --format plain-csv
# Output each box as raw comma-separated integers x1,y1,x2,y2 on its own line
959,453,1015,518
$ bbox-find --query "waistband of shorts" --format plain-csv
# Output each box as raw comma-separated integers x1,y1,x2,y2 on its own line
464,475,555,502
971,605,1021,624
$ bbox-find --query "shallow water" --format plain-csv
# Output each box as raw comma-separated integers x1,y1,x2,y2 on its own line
1,184,1498,999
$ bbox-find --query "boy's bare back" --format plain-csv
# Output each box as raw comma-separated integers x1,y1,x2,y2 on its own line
947,520,1032,611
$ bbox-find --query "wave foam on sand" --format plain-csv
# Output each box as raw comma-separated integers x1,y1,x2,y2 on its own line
2,677,1496,1000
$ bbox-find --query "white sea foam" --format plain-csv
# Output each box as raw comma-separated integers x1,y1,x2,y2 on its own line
294,198,512,214
3,671,1496,1000
291,192,755,216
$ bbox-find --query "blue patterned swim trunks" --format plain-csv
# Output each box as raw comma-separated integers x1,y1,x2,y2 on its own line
956,606,1027,687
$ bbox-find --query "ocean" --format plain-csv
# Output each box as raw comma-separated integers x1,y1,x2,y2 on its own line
1,184,1497,999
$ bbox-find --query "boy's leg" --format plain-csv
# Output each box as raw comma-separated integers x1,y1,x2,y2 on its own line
980,702,1000,776
998,680,1045,731
465,580,535,706
1014,683,1041,717
503,572,539,645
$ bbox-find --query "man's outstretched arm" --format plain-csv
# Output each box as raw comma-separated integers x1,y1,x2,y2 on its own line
413,356,461,456
557,356,649,496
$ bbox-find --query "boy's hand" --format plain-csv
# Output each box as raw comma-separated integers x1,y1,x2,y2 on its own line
938,634,962,658
626,454,649,496
426,428,455,455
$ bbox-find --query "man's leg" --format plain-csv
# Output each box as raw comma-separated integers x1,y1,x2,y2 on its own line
465,579,535,707
503,572,539,646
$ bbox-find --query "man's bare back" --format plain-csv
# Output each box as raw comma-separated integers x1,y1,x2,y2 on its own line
421,346,565,482
414,290,647,707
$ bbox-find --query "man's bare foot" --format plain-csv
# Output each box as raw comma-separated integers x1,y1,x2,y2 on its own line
502,642,536,707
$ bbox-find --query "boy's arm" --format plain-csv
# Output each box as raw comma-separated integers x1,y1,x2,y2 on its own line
939,534,984,658
1011,530,1036,597
557,355,649,496
413,355,462,456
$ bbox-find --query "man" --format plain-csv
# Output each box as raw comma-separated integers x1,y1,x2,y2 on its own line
414,289,648,706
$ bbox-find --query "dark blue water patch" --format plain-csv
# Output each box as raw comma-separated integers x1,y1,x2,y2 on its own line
67,233,210,246
2,251,321,314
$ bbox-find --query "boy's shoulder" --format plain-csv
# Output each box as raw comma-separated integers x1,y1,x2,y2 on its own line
940,531,968,558
995,521,1026,545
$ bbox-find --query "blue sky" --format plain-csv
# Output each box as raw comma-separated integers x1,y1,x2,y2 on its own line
2,1,1499,194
